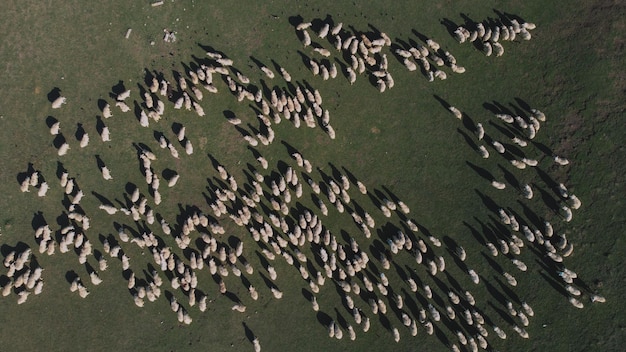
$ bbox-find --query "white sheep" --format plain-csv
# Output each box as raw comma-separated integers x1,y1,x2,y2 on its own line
79,133,89,148
491,140,505,154
554,155,570,166
271,287,283,299
468,269,480,284
476,123,485,140
17,290,30,304
318,23,330,38
569,194,582,209
561,205,573,222
101,166,113,180
483,42,492,56
493,42,504,56
102,103,112,119
90,271,102,285
52,96,67,109
478,145,490,158
58,142,70,156
590,294,606,303
496,114,514,123
491,180,506,189
50,121,60,135
522,158,538,166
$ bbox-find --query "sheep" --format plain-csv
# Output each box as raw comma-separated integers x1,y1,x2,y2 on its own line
478,145,490,158
522,158,538,166
561,205,573,222
566,284,581,296
52,96,67,109
90,271,102,285
271,287,283,299
49,121,61,135
590,294,606,303
392,327,400,342
317,23,330,38
503,272,518,286
231,303,246,313
554,155,570,166
482,42,493,56
58,142,70,156
475,123,485,140
101,166,113,180
17,291,30,305
491,180,506,189
569,194,582,209
468,269,480,284
493,42,504,56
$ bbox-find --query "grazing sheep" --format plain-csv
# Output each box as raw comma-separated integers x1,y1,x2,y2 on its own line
478,145,489,158
231,303,246,313
503,272,518,286
468,269,480,284
491,180,506,189
101,166,112,180
392,327,400,342
17,291,30,304
475,123,484,140
50,121,61,135
493,42,504,56
102,103,112,119
271,287,282,299
318,23,330,38
590,294,606,303
37,181,48,197
554,155,570,166
90,271,102,285
58,142,70,156
569,194,582,209
561,205,573,222
52,96,67,109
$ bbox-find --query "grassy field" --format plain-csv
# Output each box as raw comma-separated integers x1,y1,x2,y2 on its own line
0,1,624,351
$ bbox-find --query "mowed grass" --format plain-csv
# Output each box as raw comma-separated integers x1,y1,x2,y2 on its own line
0,1,624,351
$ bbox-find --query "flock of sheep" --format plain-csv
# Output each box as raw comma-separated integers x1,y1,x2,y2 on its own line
4,11,605,352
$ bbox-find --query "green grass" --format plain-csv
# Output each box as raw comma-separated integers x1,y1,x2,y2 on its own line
0,0,624,351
